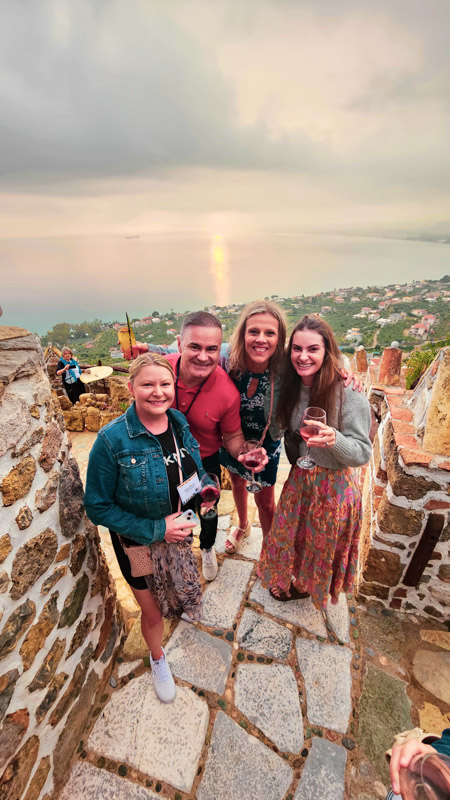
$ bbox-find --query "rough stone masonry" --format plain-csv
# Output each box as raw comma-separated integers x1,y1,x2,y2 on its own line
0,327,123,800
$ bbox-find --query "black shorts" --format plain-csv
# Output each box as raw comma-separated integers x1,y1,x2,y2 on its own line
110,530,147,591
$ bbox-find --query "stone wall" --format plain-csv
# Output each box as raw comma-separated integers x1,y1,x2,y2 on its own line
358,347,450,620
0,328,123,800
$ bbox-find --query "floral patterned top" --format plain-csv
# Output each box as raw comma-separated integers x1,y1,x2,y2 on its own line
220,369,281,487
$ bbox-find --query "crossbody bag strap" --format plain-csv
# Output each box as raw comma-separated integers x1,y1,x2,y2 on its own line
258,374,275,446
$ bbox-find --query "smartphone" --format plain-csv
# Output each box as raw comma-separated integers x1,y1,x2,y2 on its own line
176,509,200,526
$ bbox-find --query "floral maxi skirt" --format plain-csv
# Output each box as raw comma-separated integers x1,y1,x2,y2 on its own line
257,464,362,611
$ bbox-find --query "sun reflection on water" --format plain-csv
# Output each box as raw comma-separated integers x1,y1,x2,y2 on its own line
210,234,230,307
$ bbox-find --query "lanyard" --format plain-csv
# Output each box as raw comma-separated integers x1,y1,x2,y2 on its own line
174,357,207,417
157,424,188,484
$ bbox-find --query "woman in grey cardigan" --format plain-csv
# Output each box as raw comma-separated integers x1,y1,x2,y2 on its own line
258,315,372,609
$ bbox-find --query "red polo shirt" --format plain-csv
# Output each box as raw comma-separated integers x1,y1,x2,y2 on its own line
164,353,241,458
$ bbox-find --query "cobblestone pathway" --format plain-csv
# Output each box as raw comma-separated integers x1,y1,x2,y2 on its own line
64,432,450,800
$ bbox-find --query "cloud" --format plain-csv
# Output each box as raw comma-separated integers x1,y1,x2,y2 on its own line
0,0,448,219
0,0,323,188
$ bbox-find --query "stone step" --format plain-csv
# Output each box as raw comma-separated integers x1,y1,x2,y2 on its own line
234,663,304,752
165,621,232,694
295,639,352,733
87,673,209,794
59,761,168,800
201,558,254,629
294,738,347,800
236,607,293,659
197,711,293,800
250,580,328,638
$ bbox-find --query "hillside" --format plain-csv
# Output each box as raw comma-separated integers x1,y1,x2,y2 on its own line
40,276,450,365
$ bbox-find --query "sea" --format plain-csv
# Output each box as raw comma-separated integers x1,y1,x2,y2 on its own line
1,232,449,334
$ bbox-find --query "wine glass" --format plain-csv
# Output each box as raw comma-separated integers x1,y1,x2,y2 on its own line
399,752,450,799
297,407,327,469
241,439,263,493
199,473,221,518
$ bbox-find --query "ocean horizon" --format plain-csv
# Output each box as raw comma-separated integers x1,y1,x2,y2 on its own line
2,231,448,335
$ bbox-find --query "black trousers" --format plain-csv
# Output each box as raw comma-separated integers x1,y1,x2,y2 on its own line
198,450,221,550
65,379,85,405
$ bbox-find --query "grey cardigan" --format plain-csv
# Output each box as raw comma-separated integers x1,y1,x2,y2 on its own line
288,383,372,469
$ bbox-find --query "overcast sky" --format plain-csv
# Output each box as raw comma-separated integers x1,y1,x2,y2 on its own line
1,0,449,331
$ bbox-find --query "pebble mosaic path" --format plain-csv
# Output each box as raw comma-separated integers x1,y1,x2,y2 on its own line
66,431,450,800
61,497,361,800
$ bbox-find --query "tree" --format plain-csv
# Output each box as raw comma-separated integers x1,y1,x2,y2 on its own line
47,323,71,347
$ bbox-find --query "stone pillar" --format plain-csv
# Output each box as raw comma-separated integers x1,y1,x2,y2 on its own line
356,346,368,373
0,328,123,800
423,347,450,456
378,345,402,386
358,348,450,621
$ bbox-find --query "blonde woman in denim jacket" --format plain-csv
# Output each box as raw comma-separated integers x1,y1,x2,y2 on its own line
85,354,205,703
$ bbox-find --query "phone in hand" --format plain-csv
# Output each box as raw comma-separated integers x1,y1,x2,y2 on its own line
176,509,200,526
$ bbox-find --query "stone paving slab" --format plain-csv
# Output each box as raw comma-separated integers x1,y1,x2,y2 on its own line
59,761,168,800
420,629,450,651
214,525,263,560
295,639,352,733
357,664,412,783
236,608,293,659
250,580,327,637
201,558,254,629
234,663,304,753
217,514,231,530
413,648,450,704
117,659,142,679
88,674,209,793
325,594,350,643
197,711,293,800
294,738,347,800
165,621,232,693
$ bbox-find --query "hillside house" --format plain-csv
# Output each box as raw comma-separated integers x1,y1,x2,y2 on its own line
409,323,428,339
345,327,362,343
388,312,406,323
422,314,437,330
109,348,124,359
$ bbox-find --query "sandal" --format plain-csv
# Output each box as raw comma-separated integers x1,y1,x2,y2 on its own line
269,583,310,602
225,522,251,553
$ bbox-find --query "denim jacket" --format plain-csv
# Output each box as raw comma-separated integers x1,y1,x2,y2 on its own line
84,404,204,546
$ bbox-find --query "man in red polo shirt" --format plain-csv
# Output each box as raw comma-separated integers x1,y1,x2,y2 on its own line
125,311,247,581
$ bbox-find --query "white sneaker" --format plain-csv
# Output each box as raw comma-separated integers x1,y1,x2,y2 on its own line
149,647,176,703
201,547,218,581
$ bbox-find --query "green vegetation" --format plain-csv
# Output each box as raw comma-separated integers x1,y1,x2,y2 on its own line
405,336,450,389
40,277,450,365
